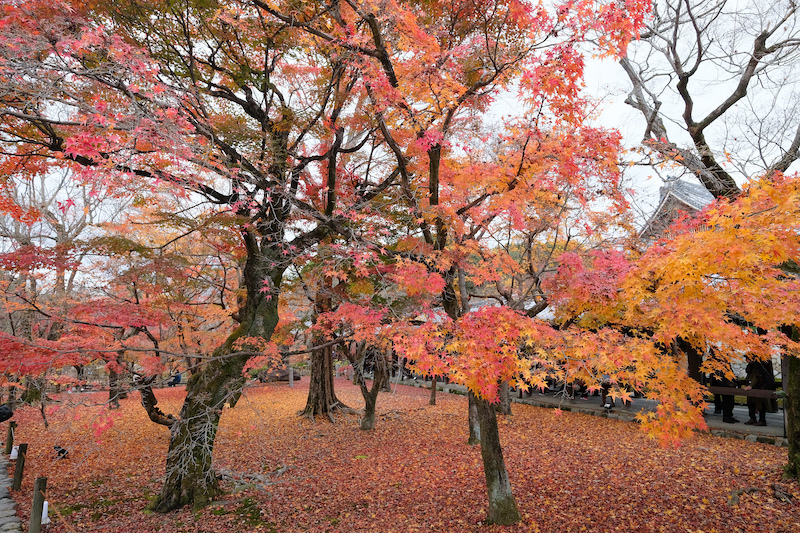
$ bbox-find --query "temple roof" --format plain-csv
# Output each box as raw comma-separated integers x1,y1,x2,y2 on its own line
640,179,715,240
660,179,715,211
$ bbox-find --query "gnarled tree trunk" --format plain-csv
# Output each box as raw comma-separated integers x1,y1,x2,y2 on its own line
301,272,349,420
301,341,350,421
148,239,284,512
148,354,246,512
473,393,521,526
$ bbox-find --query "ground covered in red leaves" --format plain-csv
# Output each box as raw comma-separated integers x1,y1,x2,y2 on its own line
5,378,800,532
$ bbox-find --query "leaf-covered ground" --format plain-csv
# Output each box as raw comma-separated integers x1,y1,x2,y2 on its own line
6,378,800,532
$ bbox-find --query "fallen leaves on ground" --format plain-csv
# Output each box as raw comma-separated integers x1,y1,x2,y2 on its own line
5,378,800,532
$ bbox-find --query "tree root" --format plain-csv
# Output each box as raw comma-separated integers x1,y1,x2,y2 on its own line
773,483,793,503
728,487,762,506
728,484,794,506
298,401,357,424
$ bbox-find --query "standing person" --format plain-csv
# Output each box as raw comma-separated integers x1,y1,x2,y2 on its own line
744,359,769,426
720,374,738,424
710,369,738,423
600,376,615,409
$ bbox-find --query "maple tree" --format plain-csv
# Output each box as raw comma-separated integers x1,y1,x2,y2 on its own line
85,201,247,409
0,0,345,510
0,168,123,412
343,4,649,524
0,165,245,416
625,175,800,472
618,0,800,476
544,174,800,461
281,0,650,522
0,0,653,521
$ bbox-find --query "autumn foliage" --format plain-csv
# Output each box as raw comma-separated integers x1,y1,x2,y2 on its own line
6,380,800,532
2,0,800,523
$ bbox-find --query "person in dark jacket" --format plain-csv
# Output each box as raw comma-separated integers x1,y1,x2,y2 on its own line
744,360,770,426
710,370,738,424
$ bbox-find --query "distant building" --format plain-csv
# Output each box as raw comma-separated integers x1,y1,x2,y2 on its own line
639,179,715,241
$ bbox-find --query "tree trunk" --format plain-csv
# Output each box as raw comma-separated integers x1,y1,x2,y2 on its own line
148,322,265,512
473,393,521,526
361,351,389,430
382,362,393,393
677,337,703,383
7,377,17,408
148,238,284,512
342,343,386,430
302,267,350,420
301,343,349,421
784,326,800,479
497,381,512,415
108,363,127,408
361,388,379,430
468,394,480,445
429,376,437,405
148,364,234,511
20,377,44,404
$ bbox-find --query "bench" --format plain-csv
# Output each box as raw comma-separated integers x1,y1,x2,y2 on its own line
706,386,779,399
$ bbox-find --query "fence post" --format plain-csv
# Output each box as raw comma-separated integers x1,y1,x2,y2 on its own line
12,443,27,490
4,421,16,455
28,477,47,533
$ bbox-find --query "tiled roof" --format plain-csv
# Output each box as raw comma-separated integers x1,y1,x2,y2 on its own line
640,179,714,240
659,179,715,211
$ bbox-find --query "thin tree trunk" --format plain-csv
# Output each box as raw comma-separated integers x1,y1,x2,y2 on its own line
382,358,392,393
38,392,49,429
359,358,387,431
468,394,480,445
429,376,437,405
473,393,521,526
342,342,386,430
108,365,124,408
